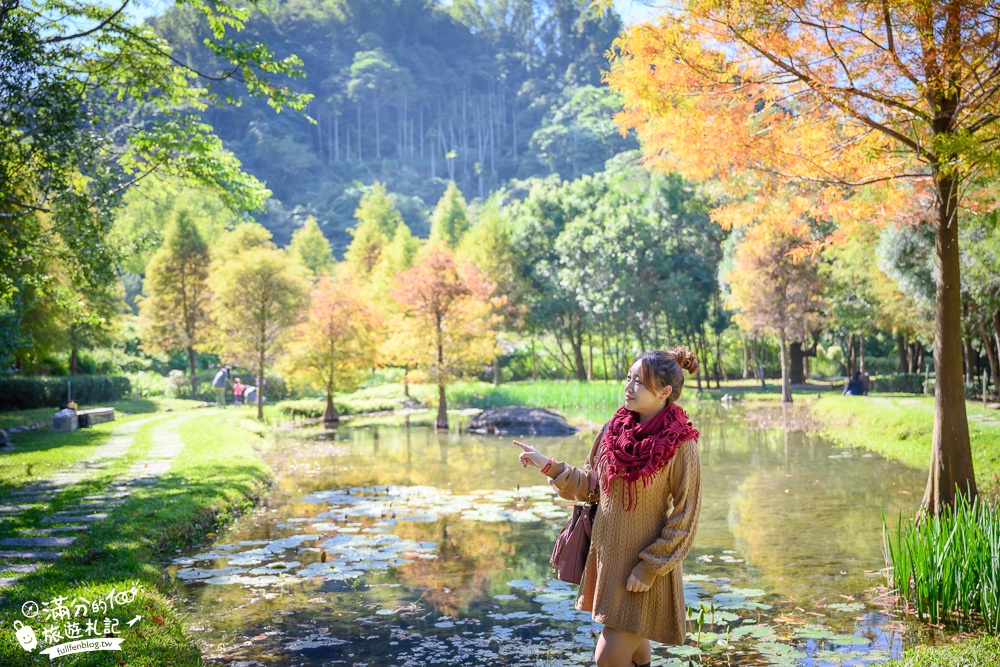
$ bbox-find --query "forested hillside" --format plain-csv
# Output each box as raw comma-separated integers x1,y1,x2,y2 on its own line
153,0,634,249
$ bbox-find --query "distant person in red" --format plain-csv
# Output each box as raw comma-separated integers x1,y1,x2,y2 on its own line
233,378,245,406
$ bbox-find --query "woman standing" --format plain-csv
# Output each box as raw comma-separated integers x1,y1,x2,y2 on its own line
513,348,703,667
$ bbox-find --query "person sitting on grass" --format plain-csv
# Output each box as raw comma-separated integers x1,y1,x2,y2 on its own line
842,370,868,396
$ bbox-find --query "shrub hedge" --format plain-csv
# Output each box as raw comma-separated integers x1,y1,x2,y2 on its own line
0,375,131,410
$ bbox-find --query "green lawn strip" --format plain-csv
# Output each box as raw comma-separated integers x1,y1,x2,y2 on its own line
0,412,175,496
809,395,1000,492
877,634,1000,667
0,398,206,431
0,417,161,547
0,409,275,666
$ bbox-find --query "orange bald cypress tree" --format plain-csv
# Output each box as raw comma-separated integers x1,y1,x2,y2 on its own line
604,0,1000,515
390,242,505,429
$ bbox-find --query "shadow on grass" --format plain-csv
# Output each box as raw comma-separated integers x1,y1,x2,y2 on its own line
0,427,117,500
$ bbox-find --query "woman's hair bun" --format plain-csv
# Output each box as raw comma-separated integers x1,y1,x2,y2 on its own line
669,347,699,375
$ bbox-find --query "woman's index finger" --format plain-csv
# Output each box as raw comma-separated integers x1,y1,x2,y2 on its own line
511,439,531,450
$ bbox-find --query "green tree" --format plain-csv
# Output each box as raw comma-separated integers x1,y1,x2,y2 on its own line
209,245,309,420
0,0,309,376
347,48,413,160
113,174,240,275
368,220,421,295
138,212,212,387
214,222,275,260
429,181,472,248
529,86,637,180
289,216,335,278
343,182,404,279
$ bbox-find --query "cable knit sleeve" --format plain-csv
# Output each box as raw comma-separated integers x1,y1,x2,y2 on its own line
541,421,608,503
630,440,701,586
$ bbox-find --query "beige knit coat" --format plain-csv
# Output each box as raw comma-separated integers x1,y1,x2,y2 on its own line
543,417,702,645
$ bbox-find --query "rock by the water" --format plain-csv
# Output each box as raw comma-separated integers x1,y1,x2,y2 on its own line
466,406,577,436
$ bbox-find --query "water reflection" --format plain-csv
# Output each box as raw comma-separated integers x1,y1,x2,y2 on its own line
167,402,954,666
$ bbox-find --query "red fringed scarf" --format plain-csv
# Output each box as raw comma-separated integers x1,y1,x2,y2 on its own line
598,402,699,512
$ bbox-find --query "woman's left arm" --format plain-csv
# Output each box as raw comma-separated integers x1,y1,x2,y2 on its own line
629,440,702,587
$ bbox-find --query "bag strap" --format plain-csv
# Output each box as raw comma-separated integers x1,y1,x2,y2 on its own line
585,421,608,504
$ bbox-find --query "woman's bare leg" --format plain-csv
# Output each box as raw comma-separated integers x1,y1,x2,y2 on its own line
595,626,645,667
631,638,651,665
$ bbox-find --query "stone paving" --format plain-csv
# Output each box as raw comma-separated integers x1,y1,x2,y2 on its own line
0,414,193,591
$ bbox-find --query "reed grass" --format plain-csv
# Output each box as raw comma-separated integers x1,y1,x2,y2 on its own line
882,491,1000,633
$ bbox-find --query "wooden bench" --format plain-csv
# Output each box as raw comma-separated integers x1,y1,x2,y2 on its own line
77,407,115,425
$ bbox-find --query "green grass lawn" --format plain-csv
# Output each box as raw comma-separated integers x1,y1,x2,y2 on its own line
877,634,1000,667
0,407,274,666
810,394,1000,495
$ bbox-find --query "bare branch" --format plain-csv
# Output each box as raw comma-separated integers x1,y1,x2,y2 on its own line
41,0,130,44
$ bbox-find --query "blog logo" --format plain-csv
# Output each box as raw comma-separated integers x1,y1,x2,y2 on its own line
10,582,144,659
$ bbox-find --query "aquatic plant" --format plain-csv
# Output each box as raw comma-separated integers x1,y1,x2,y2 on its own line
882,492,1000,632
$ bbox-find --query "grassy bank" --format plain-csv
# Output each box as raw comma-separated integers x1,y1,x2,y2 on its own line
810,394,1000,496
878,634,1000,667
0,407,274,665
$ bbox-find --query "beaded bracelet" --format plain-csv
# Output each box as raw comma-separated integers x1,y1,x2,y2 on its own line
541,457,553,474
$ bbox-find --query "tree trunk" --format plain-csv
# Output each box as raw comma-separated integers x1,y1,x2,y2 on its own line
716,331,729,382
530,335,537,381
897,332,908,373
403,365,410,398
779,334,792,403
778,335,792,403
994,309,1000,390
742,336,750,379
257,358,265,421
692,337,703,390
69,344,78,376
493,358,501,385
188,346,198,395
436,383,448,430
921,172,977,517
571,317,587,381
587,331,593,382
436,317,448,428
963,336,975,386
847,334,857,375
859,336,867,374
601,329,609,382
980,325,998,396
751,337,765,388
789,342,806,385
323,388,339,425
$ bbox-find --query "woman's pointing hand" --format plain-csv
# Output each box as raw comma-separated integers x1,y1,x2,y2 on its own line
512,439,548,469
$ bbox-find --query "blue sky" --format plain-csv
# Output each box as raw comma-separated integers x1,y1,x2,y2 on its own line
613,0,659,25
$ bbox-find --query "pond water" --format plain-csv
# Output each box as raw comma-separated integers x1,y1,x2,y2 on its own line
165,402,960,667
